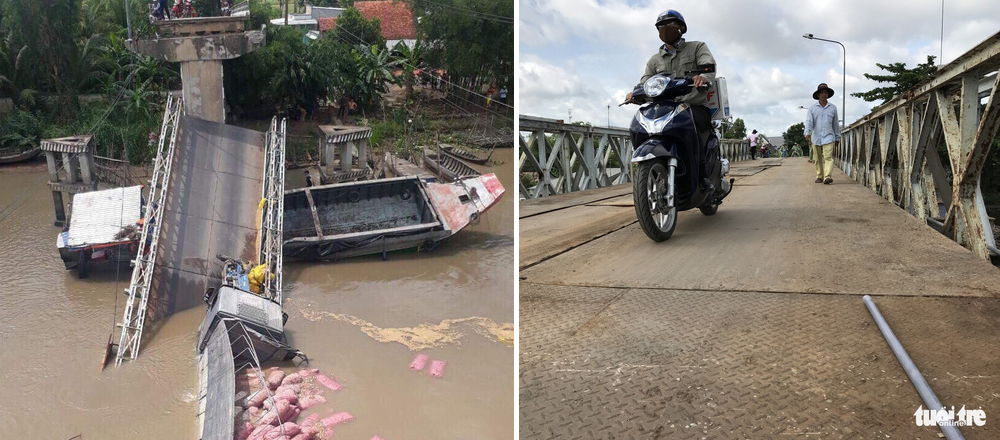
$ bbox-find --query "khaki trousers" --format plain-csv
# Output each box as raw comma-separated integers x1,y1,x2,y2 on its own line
814,142,834,180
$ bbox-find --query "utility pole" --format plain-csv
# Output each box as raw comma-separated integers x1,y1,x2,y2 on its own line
285,0,289,25
607,105,610,128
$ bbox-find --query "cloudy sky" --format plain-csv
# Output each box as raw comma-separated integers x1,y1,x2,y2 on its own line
517,0,1000,139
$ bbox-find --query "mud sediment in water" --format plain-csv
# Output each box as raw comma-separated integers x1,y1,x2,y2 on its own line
300,308,514,351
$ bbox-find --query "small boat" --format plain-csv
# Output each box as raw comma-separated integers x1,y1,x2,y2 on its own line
0,146,41,165
440,143,493,165
283,174,505,261
422,147,481,182
56,185,142,278
385,152,434,180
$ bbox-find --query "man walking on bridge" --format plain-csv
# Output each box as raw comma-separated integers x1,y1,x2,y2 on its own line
804,83,840,184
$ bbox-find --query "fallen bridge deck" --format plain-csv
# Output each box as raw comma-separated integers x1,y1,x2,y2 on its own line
520,157,1000,438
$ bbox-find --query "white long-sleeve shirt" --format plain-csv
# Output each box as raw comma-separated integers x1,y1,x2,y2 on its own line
804,101,841,145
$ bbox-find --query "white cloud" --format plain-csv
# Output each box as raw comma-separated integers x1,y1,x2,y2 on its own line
518,0,1000,136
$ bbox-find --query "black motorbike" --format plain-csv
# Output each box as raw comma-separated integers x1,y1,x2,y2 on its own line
624,65,734,241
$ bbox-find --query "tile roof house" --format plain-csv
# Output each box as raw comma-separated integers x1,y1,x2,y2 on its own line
318,1,418,48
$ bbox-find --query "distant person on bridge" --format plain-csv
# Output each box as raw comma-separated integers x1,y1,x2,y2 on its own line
304,169,314,188
626,9,716,156
748,129,759,160
158,0,171,19
804,83,841,184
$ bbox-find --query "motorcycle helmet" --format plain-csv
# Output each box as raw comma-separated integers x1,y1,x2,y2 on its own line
655,9,687,34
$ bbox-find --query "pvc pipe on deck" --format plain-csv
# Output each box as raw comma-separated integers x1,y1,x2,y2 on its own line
862,295,965,440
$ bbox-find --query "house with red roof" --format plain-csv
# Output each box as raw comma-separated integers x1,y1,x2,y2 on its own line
317,1,418,48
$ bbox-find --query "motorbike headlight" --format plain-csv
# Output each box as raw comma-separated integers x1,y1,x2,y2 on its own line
637,103,688,134
643,74,670,98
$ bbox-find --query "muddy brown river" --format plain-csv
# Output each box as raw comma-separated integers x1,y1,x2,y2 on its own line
0,149,515,439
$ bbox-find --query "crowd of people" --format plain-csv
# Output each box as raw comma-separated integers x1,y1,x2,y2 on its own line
151,0,235,20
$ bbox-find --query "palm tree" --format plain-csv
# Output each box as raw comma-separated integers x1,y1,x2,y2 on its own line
0,34,36,108
393,39,425,99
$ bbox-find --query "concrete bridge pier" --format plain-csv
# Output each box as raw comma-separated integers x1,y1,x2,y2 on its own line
129,17,265,123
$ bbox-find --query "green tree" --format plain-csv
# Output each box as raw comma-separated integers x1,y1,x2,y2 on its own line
393,39,425,99
332,6,385,49
782,122,806,154
405,0,513,100
852,55,937,103
724,117,746,139
195,0,222,18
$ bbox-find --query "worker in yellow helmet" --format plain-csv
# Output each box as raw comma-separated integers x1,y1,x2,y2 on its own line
247,263,271,295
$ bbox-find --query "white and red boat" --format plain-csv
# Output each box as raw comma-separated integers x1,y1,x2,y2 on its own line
282,174,505,261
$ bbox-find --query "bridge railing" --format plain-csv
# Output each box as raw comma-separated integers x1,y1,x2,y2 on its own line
519,116,633,199
834,30,1000,259
519,115,752,199
721,138,751,162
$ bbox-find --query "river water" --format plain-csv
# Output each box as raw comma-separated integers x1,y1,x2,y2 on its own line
0,149,515,439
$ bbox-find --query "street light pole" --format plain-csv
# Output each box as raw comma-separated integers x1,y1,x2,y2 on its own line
607,105,610,129
803,33,846,130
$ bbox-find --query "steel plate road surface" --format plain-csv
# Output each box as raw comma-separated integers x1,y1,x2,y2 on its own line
520,158,1000,439
150,115,266,319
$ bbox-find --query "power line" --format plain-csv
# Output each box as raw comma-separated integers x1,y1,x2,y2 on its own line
417,0,513,24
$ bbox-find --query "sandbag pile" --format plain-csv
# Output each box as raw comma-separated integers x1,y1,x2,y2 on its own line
234,366,354,440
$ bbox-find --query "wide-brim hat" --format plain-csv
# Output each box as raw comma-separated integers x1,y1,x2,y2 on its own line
812,83,835,99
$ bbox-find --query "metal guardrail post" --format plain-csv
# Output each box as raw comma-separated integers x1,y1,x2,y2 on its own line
836,30,1000,259
518,116,633,199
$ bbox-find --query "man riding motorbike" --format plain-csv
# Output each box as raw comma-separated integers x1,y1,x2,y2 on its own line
627,10,716,151
627,9,717,188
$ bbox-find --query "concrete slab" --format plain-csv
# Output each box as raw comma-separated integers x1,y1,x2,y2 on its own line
520,157,1000,297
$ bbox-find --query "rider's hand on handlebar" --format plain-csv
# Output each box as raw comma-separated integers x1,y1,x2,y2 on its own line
692,75,708,88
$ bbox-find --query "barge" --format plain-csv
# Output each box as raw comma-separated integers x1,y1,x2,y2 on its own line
282,174,505,261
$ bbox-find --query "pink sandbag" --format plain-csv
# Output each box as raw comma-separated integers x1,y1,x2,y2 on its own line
409,354,429,371
259,400,291,426
281,372,304,386
267,371,287,390
371,436,388,440
315,374,342,391
298,368,319,377
247,388,270,408
264,394,298,410
276,383,302,395
299,413,320,430
290,427,318,440
248,424,274,440
278,422,301,437
264,388,299,409
247,406,262,419
321,412,354,428
299,394,327,409
235,421,254,440
429,360,446,378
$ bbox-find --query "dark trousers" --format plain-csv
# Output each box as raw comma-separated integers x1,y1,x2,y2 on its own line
160,0,171,18
750,144,757,159
691,105,711,151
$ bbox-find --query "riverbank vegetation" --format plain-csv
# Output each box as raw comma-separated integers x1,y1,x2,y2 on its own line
0,0,512,164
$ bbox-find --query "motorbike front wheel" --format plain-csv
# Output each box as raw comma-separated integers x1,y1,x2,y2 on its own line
634,160,677,242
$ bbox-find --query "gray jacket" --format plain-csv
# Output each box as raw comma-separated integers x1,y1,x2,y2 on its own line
640,39,717,108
